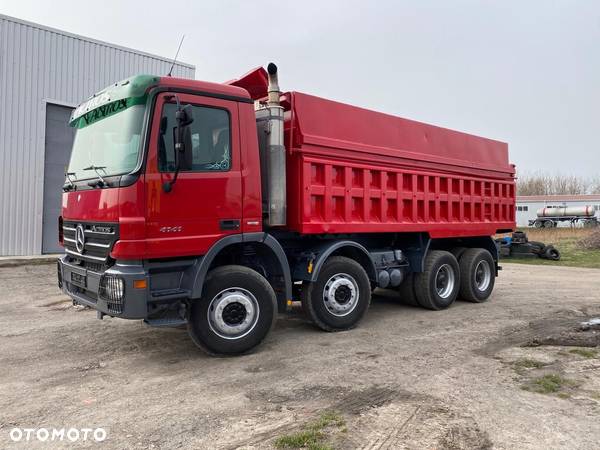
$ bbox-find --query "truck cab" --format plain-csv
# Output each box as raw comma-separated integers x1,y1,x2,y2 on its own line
59,69,295,354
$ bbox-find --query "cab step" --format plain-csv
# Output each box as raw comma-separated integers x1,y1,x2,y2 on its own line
144,317,187,328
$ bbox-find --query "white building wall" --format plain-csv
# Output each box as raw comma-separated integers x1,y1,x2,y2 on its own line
0,15,195,255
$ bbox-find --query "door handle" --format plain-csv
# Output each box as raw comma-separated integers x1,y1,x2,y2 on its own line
219,219,240,231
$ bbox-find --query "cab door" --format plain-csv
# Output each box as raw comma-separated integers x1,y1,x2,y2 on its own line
145,92,242,258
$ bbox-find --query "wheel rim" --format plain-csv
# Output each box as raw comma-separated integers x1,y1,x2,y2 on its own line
207,288,260,340
322,273,359,317
435,264,456,299
474,260,491,292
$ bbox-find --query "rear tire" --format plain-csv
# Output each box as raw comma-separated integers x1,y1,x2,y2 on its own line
187,265,277,355
414,251,460,310
302,256,371,331
396,272,419,306
458,248,495,303
450,246,468,260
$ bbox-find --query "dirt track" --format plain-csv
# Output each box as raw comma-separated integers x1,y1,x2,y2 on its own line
1,263,599,449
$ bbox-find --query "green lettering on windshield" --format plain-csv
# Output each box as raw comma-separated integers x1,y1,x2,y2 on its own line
71,96,146,129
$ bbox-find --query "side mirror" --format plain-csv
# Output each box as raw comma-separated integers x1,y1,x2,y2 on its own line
175,104,194,170
180,125,193,170
164,103,193,193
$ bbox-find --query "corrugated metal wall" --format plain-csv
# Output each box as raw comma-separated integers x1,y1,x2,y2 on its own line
0,15,195,255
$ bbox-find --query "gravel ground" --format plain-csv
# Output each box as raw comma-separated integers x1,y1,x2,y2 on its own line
1,262,599,449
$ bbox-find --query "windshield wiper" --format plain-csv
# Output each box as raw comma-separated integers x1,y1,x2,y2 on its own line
83,165,107,187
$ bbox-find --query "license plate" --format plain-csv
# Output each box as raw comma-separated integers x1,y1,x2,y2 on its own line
70,271,87,288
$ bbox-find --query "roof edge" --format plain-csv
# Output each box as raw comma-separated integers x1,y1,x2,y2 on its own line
0,14,195,70
517,194,600,202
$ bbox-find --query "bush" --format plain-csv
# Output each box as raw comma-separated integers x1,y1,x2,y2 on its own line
580,228,600,250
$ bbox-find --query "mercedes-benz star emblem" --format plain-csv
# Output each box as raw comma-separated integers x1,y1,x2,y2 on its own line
75,224,85,253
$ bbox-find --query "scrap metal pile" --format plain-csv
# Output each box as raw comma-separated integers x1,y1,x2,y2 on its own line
496,231,561,261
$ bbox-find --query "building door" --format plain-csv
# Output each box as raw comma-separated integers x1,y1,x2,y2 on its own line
42,104,75,253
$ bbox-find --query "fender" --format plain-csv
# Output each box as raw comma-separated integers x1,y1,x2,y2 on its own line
189,233,292,303
294,240,377,283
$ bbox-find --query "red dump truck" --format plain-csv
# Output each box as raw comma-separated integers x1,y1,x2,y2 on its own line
57,64,516,354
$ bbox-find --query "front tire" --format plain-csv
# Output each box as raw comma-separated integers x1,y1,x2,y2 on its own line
188,265,277,355
302,256,371,331
458,248,495,303
414,250,460,310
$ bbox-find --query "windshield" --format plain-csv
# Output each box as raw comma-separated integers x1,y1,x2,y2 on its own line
67,104,145,181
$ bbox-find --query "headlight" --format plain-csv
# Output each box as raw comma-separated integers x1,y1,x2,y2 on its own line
99,275,125,313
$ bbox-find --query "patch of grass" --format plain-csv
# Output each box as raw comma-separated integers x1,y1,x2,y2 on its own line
497,228,600,269
274,411,345,450
512,358,548,375
513,358,547,369
524,374,577,394
275,430,330,450
569,348,598,358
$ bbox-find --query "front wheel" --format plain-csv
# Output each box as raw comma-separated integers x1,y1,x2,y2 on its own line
302,256,371,331
188,265,277,355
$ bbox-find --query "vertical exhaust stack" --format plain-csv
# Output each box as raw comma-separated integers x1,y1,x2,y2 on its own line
267,63,281,107
256,63,286,227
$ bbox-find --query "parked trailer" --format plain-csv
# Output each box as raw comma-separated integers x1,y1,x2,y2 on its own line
57,64,516,355
529,206,598,228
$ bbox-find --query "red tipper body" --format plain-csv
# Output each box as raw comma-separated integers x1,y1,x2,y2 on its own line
281,92,515,238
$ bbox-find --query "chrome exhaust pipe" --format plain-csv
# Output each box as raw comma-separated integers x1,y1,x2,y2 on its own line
267,63,281,107
255,62,286,226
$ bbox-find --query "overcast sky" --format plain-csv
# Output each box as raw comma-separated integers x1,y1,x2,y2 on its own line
2,0,599,176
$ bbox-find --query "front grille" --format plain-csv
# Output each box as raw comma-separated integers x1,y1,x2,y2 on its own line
63,221,119,267
67,283,98,303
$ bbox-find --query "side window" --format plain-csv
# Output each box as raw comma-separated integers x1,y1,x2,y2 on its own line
523,206,528,212
158,103,231,172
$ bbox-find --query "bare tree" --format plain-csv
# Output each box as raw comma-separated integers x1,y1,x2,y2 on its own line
590,176,600,194
517,172,599,195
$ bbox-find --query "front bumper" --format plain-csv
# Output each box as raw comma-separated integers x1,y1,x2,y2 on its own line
58,255,149,319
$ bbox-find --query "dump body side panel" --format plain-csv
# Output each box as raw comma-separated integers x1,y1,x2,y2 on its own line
284,92,515,237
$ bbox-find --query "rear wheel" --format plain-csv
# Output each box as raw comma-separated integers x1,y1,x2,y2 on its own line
450,246,468,260
302,256,371,331
458,248,495,303
188,265,277,355
414,250,460,310
396,272,419,306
